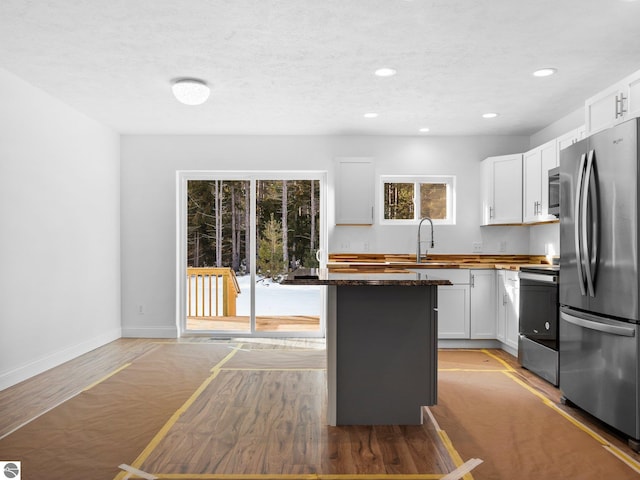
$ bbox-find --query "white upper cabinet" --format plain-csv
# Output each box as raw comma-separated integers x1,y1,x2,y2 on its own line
556,125,586,156
586,69,640,135
481,154,523,225
334,158,374,225
523,139,558,223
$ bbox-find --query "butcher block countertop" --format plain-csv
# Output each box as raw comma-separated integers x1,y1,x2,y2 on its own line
328,253,553,271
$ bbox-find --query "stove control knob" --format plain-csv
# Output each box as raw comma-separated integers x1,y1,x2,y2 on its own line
545,321,550,330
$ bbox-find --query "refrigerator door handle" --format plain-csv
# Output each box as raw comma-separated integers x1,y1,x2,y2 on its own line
561,311,636,337
574,152,587,296
582,149,598,297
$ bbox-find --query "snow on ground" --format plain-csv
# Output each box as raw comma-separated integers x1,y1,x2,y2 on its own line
236,274,321,316
188,273,321,316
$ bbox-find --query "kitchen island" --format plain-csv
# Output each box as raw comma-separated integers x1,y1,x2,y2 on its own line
283,269,451,426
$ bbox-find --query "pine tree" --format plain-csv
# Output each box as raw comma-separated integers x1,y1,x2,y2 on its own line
257,213,284,278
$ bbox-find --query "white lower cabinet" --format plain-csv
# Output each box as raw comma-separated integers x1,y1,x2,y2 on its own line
436,269,496,340
436,269,471,339
496,270,519,352
470,270,496,339
437,284,470,338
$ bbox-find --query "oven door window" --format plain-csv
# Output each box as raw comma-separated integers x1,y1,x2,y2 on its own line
519,279,558,348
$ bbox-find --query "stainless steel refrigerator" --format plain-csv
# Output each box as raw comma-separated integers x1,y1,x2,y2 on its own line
560,117,640,450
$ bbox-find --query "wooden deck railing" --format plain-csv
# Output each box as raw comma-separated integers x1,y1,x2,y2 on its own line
187,267,241,317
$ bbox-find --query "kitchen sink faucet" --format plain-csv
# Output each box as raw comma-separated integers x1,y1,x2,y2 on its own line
416,217,435,263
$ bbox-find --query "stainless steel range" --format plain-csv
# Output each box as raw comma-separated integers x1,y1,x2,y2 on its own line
518,264,559,386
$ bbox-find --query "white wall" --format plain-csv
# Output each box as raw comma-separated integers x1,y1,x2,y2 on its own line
329,136,531,255
0,68,121,389
529,223,560,258
530,107,584,148
120,134,529,337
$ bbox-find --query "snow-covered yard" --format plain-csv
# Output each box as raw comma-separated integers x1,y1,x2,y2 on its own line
188,273,321,316
236,274,321,315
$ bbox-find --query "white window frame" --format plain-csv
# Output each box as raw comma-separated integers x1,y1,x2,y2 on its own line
176,170,328,338
379,175,456,225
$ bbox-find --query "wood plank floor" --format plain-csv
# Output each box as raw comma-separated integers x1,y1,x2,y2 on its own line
2,338,640,479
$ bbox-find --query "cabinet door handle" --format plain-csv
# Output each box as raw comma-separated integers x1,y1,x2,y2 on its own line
616,93,627,118
489,206,494,219
470,274,475,288
503,293,507,305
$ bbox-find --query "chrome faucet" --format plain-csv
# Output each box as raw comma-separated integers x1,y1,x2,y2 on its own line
416,217,435,263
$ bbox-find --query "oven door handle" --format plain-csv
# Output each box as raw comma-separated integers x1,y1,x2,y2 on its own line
561,312,636,337
519,272,557,283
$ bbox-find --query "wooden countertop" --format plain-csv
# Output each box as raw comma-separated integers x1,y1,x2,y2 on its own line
327,254,555,272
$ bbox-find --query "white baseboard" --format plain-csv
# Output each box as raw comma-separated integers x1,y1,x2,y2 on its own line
438,339,502,350
0,327,122,391
121,325,178,339
498,342,518,358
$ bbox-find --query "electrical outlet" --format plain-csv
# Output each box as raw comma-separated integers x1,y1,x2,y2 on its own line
499,241,507,252
340,241,350,251
363,241,370,252
138,304,145,315
473,242,483,253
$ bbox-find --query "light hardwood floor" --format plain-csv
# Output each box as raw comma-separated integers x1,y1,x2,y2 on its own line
2,338,640,478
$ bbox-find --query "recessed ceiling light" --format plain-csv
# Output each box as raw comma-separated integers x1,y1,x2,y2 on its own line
364,113,379,118
171,78,210,105
533,68,557,77
374,68,397,77
419,127,430,132
482,113,499,119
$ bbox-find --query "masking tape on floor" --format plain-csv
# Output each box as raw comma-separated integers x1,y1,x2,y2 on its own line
112,345,243,480
136,474,448,479
119,463,158,479
479,349,516,371
83,363,132,392
424,408,476,480
440,459,483,480
503,370,640,473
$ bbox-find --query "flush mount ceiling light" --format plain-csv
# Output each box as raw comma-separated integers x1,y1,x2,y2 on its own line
171,78,210,105
374,68,397,77
419,127,430,132
482,112,499,119
364,112,379,118
533,68,557,77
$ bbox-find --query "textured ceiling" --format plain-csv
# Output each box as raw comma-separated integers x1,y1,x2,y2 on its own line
2,0,640,136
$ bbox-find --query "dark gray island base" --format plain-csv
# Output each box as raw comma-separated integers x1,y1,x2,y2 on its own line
283,270,450,426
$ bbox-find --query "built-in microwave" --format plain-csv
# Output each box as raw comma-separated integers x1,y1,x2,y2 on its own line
548,167,560,217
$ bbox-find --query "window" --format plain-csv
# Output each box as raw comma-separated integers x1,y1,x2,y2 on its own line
381,175,455,225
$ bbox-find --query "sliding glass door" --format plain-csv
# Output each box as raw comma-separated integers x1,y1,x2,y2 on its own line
255,179,321,333
178,171,326,337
